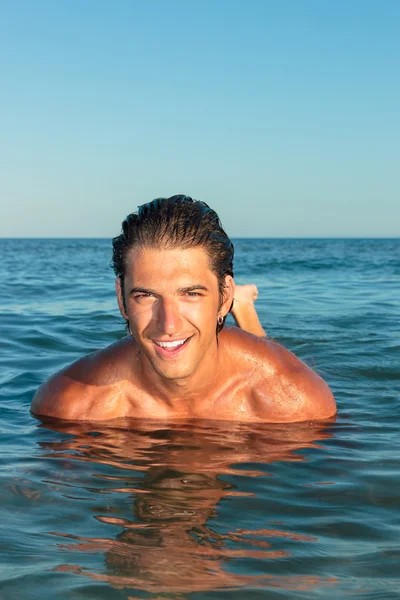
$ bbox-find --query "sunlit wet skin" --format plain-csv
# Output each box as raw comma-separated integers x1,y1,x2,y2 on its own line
43,418,337,594
31,246,336,423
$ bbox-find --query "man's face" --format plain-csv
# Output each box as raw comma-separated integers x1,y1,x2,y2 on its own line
116,245,234,382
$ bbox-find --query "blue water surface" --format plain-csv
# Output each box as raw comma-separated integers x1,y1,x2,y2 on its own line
0,238,399,599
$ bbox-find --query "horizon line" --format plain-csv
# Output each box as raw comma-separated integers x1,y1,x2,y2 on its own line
0,236,399,241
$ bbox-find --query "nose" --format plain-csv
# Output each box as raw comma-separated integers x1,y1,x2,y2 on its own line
155,297,183,334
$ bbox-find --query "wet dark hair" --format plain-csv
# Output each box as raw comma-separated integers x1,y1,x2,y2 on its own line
111,194,234,333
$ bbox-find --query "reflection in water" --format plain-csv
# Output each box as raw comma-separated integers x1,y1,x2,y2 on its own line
37,417,337,594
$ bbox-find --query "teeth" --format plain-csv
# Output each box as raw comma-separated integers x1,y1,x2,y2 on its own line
155,339,187,349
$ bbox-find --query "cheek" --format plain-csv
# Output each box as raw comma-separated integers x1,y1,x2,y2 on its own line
128,305,154,329
181,301,217,327
181,304,201,319
129,299,219,332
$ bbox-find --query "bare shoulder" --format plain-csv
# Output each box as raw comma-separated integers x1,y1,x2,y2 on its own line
221,327,336,422
31,337,137,420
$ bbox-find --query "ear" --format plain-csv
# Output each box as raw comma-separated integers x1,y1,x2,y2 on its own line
115,278,129,320
220,275,235,317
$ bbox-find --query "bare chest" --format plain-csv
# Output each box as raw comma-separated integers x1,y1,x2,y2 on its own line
119,374,267,422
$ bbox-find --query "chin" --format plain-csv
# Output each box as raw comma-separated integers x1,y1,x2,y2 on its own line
139,338,210,382
151,363,197,381
143,352,197,380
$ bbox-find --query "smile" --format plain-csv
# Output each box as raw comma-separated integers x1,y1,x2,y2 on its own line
152,337,192,355
155,339,188,349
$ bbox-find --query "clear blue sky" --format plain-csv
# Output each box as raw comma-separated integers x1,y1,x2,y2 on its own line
1,0,399,237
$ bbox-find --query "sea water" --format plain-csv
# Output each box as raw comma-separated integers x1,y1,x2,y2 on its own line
0,238,399,599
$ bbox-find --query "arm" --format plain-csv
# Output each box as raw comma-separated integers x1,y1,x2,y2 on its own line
231,284,267,337
252,340,337,422
31,353,108,421
31,369,88,420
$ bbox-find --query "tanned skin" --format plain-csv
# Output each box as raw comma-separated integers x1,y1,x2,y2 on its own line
31,246,336,423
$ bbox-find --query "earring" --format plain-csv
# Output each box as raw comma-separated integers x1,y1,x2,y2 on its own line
217,314,224,326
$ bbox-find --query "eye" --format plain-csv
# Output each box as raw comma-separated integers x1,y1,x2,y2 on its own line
133,293,154,302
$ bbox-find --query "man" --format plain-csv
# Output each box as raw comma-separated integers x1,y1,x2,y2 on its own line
32,195,336,422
